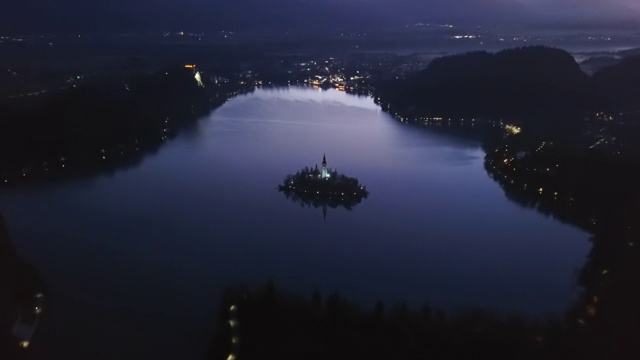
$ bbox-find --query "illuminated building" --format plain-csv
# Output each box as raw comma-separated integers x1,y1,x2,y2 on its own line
321,154,329,179
195,71,204,87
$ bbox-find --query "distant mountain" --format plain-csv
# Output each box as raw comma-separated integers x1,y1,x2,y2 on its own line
380,46,593,120
418,47,588,88
580,56,621,76
377,45,640,133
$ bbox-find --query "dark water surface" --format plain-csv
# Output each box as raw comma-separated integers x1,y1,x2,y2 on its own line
0,87,589,359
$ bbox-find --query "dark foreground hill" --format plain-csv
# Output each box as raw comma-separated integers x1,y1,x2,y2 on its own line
592,55,640,113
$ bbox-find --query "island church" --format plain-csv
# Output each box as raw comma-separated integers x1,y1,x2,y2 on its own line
312,154,331,180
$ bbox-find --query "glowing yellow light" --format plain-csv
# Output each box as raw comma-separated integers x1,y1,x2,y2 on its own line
232,336,240,344
19,341,29,348
229,305,237,311
195,71,204,87
184,64,196,69
227,354,236,360
539,188,544,193
505,124,522,135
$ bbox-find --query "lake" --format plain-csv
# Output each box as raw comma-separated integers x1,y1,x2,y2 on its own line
0,87,590,359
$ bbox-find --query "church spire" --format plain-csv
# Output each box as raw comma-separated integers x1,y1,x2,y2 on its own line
321,153,329,179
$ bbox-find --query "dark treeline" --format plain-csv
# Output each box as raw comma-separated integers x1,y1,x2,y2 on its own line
210,282,558,360
0,212,45,359
208,264,638,360
0,65,246,186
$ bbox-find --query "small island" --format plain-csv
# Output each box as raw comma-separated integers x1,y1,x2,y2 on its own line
278,155,369,213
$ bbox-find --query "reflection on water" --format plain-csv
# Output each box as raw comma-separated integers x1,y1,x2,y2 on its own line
0,87,590,359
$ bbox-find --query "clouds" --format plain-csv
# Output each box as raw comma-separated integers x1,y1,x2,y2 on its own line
1,0,638,34
517,0,640,20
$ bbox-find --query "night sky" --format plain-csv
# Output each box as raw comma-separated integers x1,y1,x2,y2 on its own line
2,0,640,33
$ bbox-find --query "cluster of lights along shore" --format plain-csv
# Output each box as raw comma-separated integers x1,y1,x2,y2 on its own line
386,108,629,239
381,102,594,229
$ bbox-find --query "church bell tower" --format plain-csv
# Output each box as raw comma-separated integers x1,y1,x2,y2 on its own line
321,154,329,179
